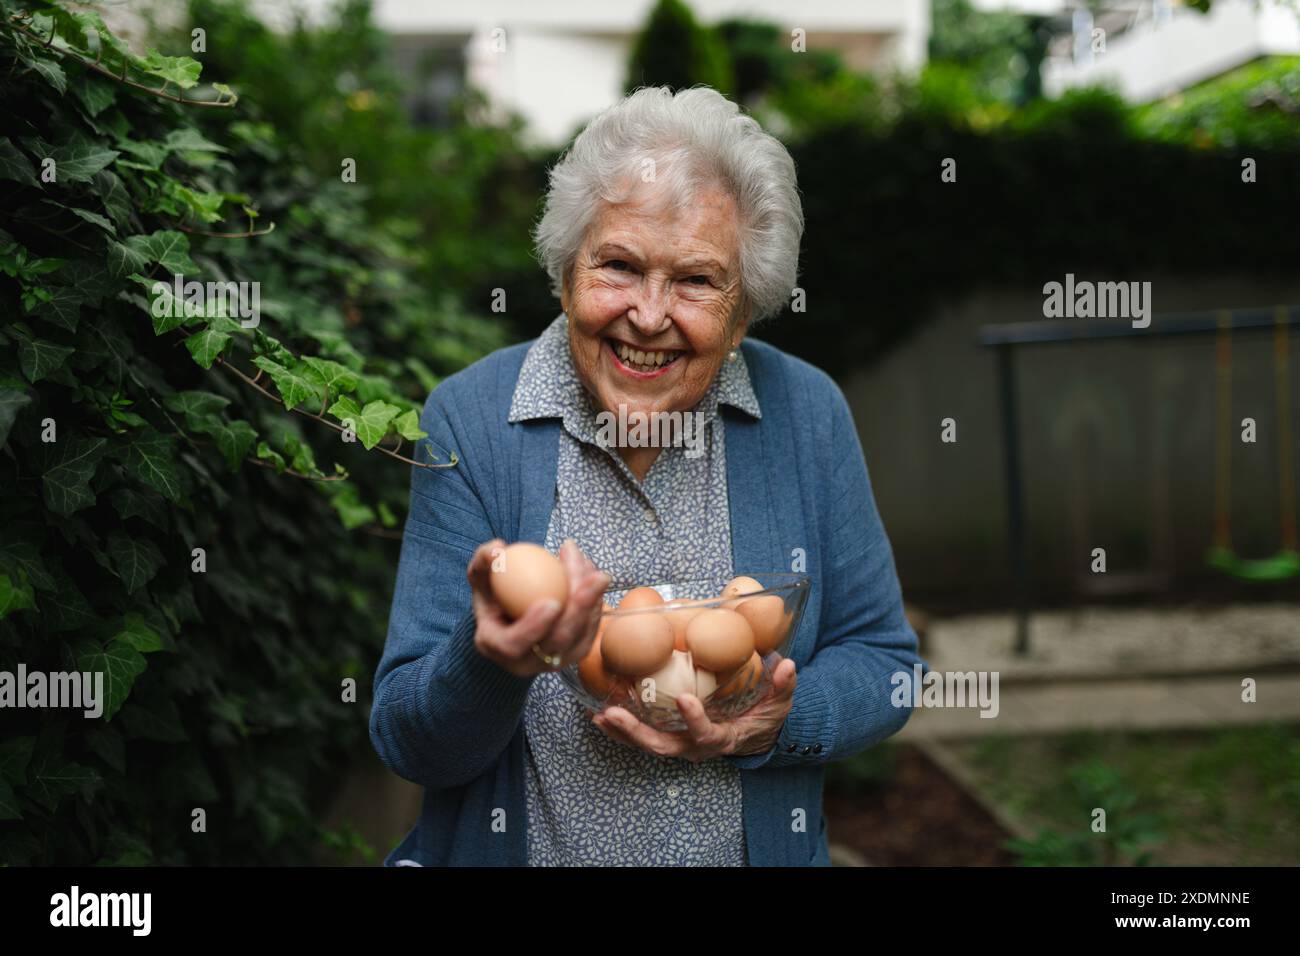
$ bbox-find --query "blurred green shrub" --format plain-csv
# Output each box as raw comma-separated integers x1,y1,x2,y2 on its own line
1006,759,1166,866
181,0,548,333
1136,56,1300,150
626,0,732,95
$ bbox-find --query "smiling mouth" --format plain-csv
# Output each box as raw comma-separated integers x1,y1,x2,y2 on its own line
606,338,685,375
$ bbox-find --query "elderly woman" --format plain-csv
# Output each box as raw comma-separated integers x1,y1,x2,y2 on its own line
370,86,921,867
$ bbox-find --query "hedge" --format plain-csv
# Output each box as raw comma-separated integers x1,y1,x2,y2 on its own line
0,0,504,864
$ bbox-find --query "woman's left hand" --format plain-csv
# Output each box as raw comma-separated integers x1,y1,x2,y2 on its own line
593,658,797,762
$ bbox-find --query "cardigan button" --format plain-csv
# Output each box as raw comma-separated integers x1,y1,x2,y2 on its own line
785,744,797,753
813,744,823,754
802,746,813,755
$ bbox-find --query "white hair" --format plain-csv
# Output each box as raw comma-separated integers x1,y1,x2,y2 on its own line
532,86,803,324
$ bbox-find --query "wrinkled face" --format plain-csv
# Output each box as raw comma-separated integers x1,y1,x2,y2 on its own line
562,182,749,421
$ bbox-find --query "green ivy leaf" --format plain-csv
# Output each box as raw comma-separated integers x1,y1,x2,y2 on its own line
392,409,427,441
31,286,84,332
164,390,229,431
133,230,198,276
0,389,33,448
18,335,74,384
284,434,317,474
74,78,117,118
41,572,96,632
108,487,167,527
184,326,232,369
351,400,400,450
106,535,164,594
328,394,362,422
45,137,119,184
0,137,37,187
0,540,55,592
255,441,286,474
301,357,360,397
92,170,131,230
106,238,149,280
140,50,202,91
252,356,324,411
114,137,168,170
42,437,108,515
114,612,164,654
214,420,257,471
163,128,226,154
72,638,148,722
27,747,101,811
27,57,66,95
0,572,35,619
64,206,115,233
326,483,375,530
121,429,182,502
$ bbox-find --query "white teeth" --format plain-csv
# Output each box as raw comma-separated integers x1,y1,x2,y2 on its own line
614,341,679,368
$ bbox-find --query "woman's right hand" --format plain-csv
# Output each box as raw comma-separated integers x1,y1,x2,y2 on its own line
467,538,611,677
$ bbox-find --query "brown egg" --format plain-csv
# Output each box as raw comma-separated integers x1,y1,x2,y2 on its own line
715,651,763,699
601,611,674,676
663,598,705,652
578,630,622,699
489,542,568,620
721,575,763,600
619,586,665,611
685,608,755,674
735,594,790,655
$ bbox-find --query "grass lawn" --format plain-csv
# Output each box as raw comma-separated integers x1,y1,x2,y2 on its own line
946,722,1300,865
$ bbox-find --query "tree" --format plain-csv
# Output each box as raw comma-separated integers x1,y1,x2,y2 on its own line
625,0,732,95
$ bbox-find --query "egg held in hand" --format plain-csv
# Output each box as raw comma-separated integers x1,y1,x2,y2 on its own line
488,542,569,620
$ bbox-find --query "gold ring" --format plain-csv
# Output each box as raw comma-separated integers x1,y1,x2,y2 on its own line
532,644,563,669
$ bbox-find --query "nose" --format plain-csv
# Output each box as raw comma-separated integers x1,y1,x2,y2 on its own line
625,276,672,338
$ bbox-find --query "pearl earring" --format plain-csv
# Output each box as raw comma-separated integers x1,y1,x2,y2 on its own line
727,342,738,362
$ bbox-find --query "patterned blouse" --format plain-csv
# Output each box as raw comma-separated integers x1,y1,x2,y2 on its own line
507,314,763,866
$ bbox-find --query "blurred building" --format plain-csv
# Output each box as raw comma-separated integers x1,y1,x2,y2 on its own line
979,0,1300,102
301,0,931,145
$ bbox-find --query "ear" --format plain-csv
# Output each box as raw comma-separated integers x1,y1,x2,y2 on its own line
560,267,572,315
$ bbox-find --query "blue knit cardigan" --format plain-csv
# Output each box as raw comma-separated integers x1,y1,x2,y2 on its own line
369,333,923,866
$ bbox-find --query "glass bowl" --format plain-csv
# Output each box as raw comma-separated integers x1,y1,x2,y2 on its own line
558,572,811,732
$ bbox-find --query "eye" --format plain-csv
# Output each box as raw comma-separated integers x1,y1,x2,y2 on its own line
684,275,711,286
603,259,632,272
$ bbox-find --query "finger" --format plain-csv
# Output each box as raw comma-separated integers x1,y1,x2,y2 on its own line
601,706,687,758
676,693,724,745
467,539,507,595
469,582,512,633
496,597,565,659
769,658,798,699
592,712,639,749
549,567,611,657
559,539,586,594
